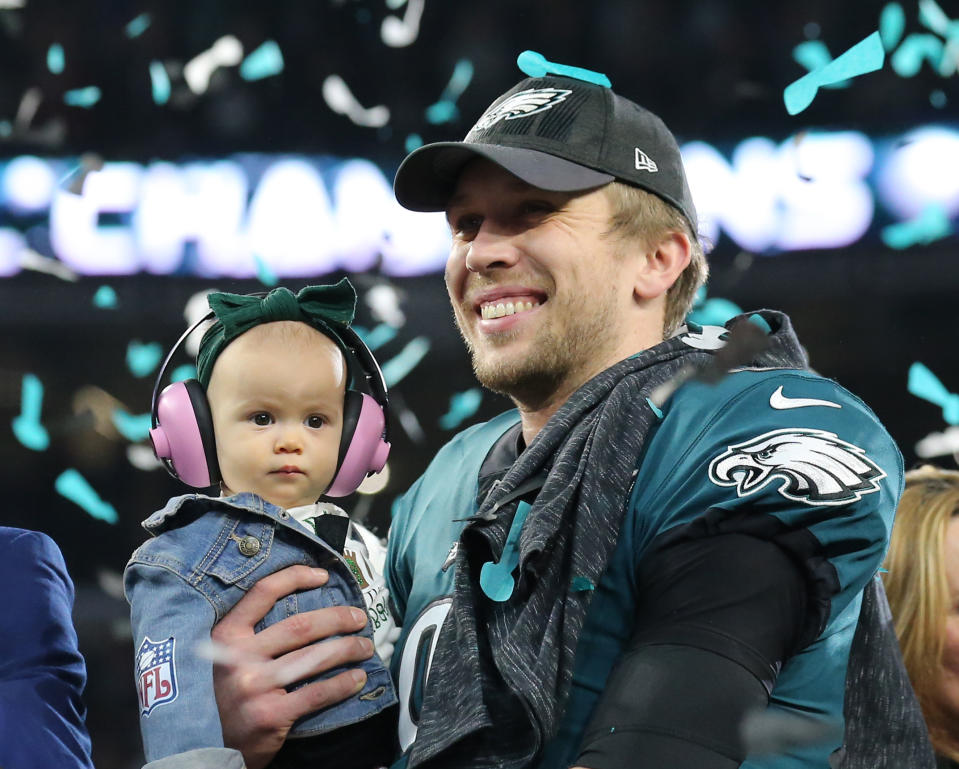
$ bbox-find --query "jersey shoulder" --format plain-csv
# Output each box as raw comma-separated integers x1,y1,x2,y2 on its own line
387,410,520,612
630,368,903,550
391,409,520,525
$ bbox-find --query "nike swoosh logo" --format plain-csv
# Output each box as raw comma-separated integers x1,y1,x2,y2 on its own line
769,385,842,410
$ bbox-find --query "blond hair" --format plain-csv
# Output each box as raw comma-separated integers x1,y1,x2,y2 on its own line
883,464,959,758
602,181,708,337
239,320,336,349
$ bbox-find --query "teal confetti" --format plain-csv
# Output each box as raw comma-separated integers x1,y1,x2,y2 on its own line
47,43,65,74
112,409,153,442
480,501,532,601
55,469,118,524
516,50,612,88
426,101,458,124
938,44,958,77
570,576,594,592
917,0,955,37
881,204,952,249
748,313,773,334
645,397,664,420
405,133,423,153
426,59,474,124
908,362,959,424
381,337,430,387
447,58,473,92
439,388,483,429
930,89,947,107
126,340,164,378
11,374,49,451
891,34,945,76
792,41,850,89
879,3,906,51
253,254,278,286
878,567,889,574
385,0,406,8
0,121,11,138
356,323,398,352
240,40,284,81
63,86,102,108
125,13,152,38
783,31,884,115
793,40,832,71
149,61,171,105
93,285,118,309
170,364,197,383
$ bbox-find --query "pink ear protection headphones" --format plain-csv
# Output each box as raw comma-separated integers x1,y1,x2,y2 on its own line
149,308,392,498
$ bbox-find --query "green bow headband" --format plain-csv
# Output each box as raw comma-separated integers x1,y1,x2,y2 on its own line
195,279,357,387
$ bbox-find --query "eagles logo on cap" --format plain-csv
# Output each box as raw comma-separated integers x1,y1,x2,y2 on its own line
472,87,572,132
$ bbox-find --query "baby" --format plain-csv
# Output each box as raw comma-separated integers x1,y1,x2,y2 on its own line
124,280,397,768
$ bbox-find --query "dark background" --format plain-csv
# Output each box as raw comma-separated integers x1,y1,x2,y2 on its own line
1,1,957,766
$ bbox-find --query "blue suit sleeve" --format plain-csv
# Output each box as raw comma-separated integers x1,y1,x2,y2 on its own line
0,527,94,769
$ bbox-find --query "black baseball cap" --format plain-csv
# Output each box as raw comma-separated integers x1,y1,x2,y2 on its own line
393,74,698,231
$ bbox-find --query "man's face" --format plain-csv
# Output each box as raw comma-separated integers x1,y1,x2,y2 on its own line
206,324,346,510
444,159,639,407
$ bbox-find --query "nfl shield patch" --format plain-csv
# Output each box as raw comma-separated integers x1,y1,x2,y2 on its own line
136,636,178,716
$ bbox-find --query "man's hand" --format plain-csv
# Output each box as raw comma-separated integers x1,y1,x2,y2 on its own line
211,565,374,769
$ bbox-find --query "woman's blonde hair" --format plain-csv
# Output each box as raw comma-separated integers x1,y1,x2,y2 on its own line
602,181,708,338
883,464,959,757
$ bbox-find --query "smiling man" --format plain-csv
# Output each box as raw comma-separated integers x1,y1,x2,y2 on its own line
207,60,932,769
384,63,924,769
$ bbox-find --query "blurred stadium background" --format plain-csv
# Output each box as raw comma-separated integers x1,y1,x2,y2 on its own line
1,0,957,765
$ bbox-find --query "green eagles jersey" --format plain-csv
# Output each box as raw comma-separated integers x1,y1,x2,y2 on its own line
386,367,903,769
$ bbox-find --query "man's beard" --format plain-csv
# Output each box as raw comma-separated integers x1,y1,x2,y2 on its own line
454,294,620,411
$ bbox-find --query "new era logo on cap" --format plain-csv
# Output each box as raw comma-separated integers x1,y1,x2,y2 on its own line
634,148,658,173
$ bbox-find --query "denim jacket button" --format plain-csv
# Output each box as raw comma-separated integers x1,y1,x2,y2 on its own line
237,535,261,557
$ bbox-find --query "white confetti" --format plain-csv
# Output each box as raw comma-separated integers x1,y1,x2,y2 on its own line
322,75,390,127
184,36,243,95
127,443,163,471
14,87,41,131
916,426,959,459
381,0,424,47
365,284,406,327
183,290,219,357
19,248,78,281
97,568,126,601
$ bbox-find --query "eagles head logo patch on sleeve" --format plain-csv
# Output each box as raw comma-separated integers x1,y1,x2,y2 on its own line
709,428,885,506
472,87,572,131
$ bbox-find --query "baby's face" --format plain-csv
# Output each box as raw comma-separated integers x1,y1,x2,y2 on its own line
206,323,347,509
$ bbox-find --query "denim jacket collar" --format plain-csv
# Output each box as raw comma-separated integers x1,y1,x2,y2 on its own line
144,492,309,536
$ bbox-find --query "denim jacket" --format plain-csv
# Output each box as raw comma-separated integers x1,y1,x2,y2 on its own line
124,492,397,764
